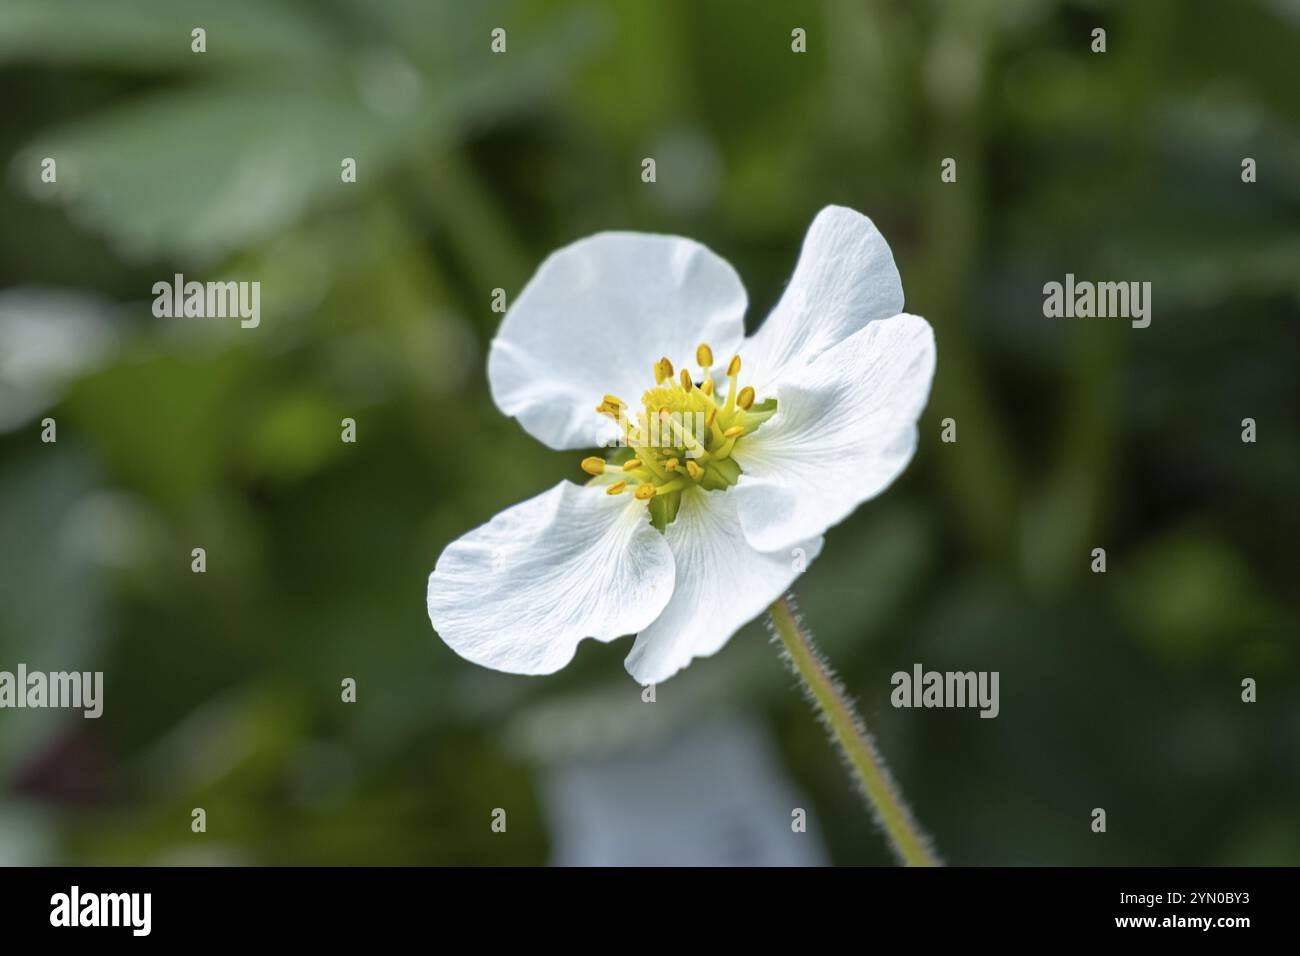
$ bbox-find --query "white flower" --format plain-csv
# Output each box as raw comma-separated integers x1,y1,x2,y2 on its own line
427,206,936,685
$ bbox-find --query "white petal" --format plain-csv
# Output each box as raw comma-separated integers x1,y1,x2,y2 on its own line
741,206,904,392
488,233,748,450
624,489,823,685
427,481,676,675
732,313,935,553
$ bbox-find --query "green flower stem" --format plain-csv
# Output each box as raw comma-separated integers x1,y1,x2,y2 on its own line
767,595,941,867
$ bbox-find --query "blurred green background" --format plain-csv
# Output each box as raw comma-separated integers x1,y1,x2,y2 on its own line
1,0,1297,865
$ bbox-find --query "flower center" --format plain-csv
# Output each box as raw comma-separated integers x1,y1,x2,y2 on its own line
581,343,776,530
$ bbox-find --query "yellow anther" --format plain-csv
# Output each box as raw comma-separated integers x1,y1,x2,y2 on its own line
581,456,605,476
701,378,714,396
726,355,741,377
665,458,679,471
634,483,657,500
686,460,703,480
723,425,745,439
606,480,628,496
737,386,755,410
658,405,672,419
696,343,714,367
603,394,625,408
595,402,621,418
680,368,693,391
654,357,674,384
623,459,644,471
705,406,717,427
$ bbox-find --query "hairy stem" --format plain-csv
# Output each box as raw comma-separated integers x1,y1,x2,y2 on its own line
767,594,941,866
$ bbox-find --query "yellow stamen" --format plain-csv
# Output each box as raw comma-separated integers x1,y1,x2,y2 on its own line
723,355,742,412
585,345,762,507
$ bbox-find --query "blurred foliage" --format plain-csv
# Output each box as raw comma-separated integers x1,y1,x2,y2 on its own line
0,0,1297,865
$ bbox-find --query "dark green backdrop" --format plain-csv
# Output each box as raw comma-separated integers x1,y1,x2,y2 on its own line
0,0,1296,864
